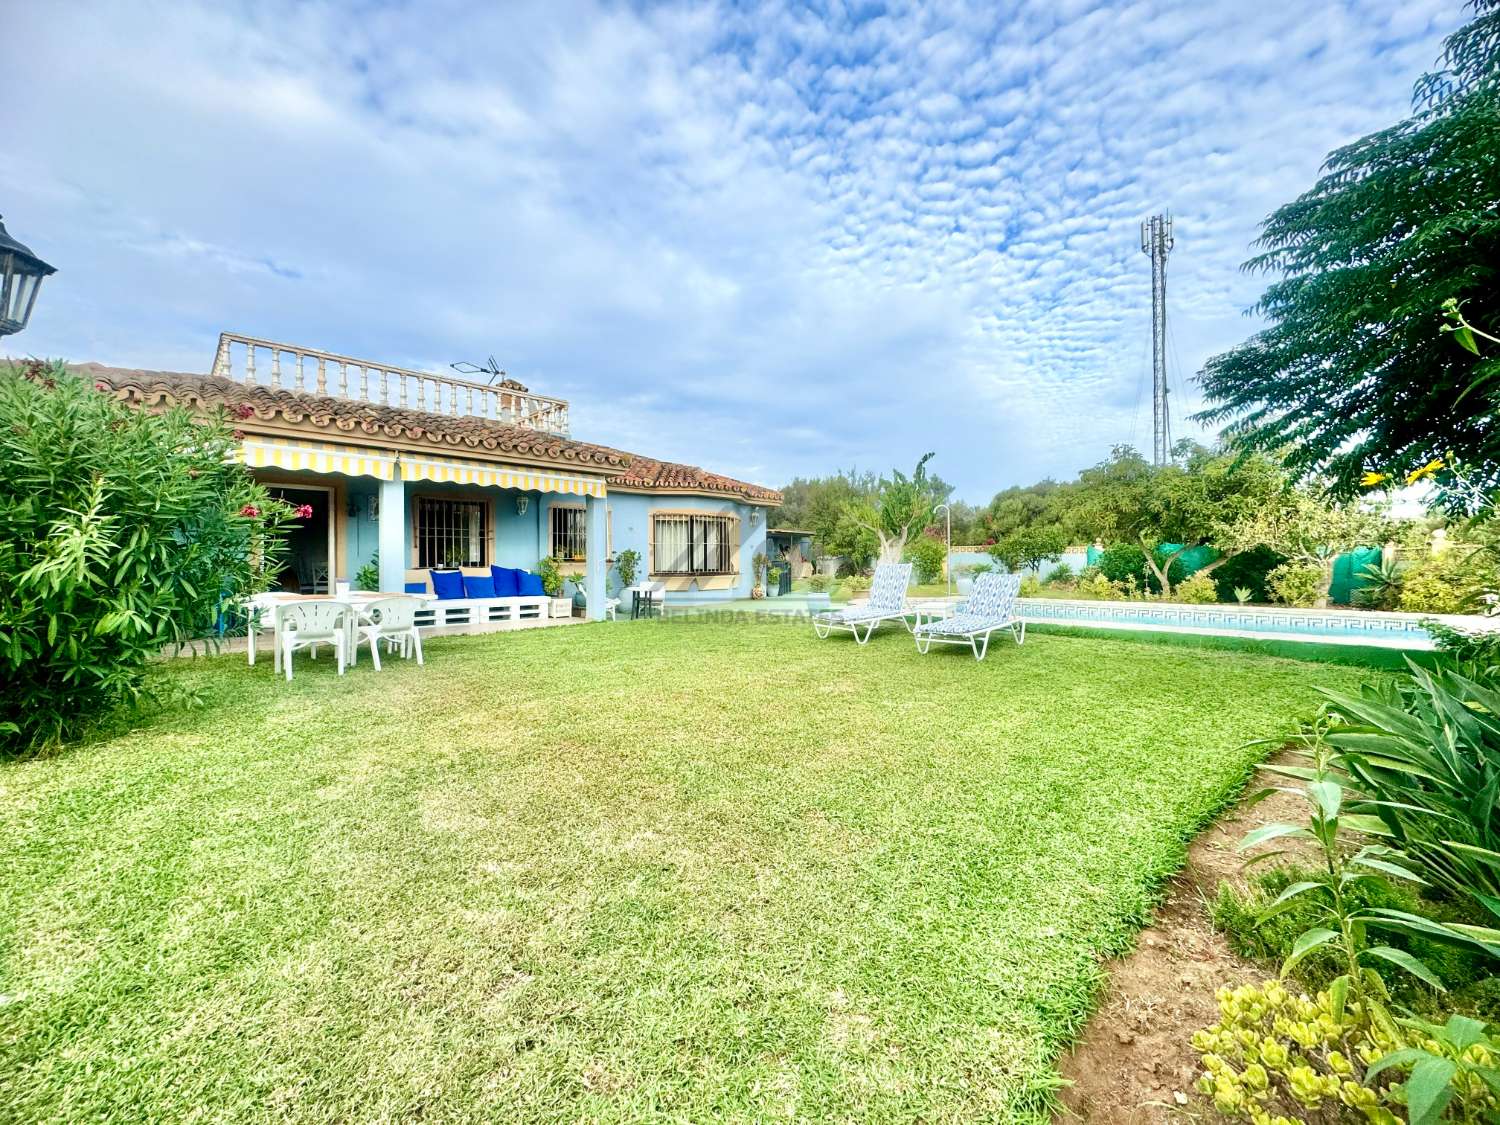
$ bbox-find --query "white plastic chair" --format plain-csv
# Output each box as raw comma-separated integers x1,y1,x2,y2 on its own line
352,597,424,671
576,585,619,620
277,601,350,680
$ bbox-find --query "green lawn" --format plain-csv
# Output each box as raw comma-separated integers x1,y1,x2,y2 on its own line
0,620,1371,1122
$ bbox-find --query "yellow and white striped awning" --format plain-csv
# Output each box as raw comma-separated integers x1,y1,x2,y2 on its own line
399,453,607,496
236,438,398,480
234,438,608,495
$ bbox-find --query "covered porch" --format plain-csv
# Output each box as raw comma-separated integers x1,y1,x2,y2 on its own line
237,437,615,622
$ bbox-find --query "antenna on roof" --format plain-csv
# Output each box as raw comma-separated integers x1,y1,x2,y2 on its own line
450,356,507,385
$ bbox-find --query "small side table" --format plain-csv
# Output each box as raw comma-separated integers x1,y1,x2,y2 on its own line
549,597,574,619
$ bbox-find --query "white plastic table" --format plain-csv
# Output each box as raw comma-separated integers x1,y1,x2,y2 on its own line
244,592,434,672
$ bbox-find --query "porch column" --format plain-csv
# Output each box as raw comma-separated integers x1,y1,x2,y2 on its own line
585,493,607,621
378,475,405,593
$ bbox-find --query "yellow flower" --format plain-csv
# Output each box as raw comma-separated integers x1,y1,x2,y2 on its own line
1404,458,1445,486
1361,471,1390,487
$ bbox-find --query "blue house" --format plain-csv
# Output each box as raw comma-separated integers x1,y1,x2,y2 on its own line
88,333,780,619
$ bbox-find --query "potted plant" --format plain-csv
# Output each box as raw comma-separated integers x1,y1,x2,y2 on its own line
806,572,832,613
538,556,572,618
615,548,641,591
751,552,767,599
767,565,784,597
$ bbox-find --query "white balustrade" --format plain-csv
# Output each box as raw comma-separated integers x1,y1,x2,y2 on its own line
210,332,570,436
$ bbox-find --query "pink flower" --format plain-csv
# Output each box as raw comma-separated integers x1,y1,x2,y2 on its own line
235,404,254,420
294,504,313,519
232,429,245,440
239,504,261,518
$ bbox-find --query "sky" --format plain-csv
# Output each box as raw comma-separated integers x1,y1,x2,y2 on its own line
2,0,1464,501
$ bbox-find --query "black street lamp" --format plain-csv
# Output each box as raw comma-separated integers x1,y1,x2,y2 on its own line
0,215,57,338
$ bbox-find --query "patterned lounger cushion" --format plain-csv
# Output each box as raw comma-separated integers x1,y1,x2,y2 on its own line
914,612,1008,637
823,604,901,624
914,572,1023,636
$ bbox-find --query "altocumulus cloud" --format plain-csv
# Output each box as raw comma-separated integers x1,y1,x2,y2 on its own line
1,0,1459,496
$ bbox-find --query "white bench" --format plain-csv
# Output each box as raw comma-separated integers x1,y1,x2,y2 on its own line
414,596,550,632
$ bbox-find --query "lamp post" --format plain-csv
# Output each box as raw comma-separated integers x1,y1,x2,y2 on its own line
934,502,952,599
0,216,57,338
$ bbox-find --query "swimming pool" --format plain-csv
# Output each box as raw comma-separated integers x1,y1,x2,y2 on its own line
1016,597,1487,649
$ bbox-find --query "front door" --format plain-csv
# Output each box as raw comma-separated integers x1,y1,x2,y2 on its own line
268,486,332,593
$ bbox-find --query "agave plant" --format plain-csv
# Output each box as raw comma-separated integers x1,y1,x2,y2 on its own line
1320,665,1500,949
1355,555,1405,610
1233,586,1254,605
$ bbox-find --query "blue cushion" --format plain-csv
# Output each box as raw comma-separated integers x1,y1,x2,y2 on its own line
404,581,427,595
490,565,520,597
430,569,465,600
518,571,545,597
463,574,496,598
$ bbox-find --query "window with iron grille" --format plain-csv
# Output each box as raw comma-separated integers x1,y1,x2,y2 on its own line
550,506,587,560
415,497,489,568
652,514,737,576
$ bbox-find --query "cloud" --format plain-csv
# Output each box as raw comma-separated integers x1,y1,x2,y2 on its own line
0,0,1462,498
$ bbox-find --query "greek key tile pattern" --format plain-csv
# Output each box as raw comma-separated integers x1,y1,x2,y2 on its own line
1013,598,1480,649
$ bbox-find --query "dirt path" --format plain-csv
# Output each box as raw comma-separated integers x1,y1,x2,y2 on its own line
1055,764,1308,1122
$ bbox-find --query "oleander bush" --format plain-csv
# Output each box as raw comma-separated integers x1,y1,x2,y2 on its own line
0,360,291,754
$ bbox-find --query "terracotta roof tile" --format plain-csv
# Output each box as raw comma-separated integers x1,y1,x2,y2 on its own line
68,362,781,504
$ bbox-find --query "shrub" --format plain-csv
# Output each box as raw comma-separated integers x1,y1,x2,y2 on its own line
905,535,947,584
1210,544,1285,604
1398,550,1482,614
807,573,831,593
845,574,872,594
1077,572,1124,600
1267,561,1325,607
1427,621,1500,671
1018,575,1042,598
1045,562,1075,585
1173,573,1220,604
1192,981,1500,1122
0,361,291,753
1096,542,1148,585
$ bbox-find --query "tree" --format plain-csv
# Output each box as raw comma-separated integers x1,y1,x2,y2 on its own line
1064,444,1283,597
1197,2,1500,498
0,360,293,752
772,472,879,570
844,453,942,564
989,524,1069,574
1218,489,1394,607
977,479,1073,545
